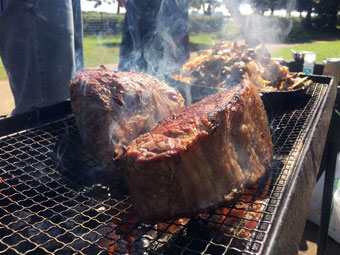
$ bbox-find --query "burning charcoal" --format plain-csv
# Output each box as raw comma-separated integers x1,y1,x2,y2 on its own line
130,235,152,254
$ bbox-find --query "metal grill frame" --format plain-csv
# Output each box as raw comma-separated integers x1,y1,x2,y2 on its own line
0,75,336,255
262,74,336,255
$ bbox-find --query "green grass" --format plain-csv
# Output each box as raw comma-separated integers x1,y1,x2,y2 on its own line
1,35,339,81
0,58,7,81
190,33,225,46
83,35,121,68
190,33,217,45
270,40,340,62
0,35,122,81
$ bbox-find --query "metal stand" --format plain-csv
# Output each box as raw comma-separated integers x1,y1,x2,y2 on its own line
317,109,340,255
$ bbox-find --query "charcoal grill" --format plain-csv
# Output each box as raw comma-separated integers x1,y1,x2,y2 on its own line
0,75,336,255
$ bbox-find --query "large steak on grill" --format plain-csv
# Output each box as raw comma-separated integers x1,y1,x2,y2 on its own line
70,67,185,173
123,80,273,222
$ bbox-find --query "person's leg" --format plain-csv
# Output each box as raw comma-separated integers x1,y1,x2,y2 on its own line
154,0,190,69
72,0,84,72
0,0,75,115
118,1,143,71
139,0,190,76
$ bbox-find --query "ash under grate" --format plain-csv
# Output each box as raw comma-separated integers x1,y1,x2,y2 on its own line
0,82,329,254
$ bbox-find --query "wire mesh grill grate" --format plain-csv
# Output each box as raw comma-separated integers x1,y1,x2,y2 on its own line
0,83,329,254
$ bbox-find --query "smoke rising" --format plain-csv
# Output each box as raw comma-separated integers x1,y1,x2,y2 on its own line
117,0,298,78
224,0,297,46
242,14,294,45
118,0,190,78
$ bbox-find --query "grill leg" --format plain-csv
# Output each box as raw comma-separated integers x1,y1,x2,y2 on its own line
317,109,340,255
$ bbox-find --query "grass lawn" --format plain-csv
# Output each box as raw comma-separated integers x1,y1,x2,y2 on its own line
83,35,121,68
0,58,7,81
269,40,340,62
190,33,220,45
0,35,122,81
1,35,339,81
0,34,216,81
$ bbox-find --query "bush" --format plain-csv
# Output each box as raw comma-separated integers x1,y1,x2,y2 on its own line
81,12,310,44
190,15,310,44
219,19,242,41
287,19,311,43
82,12,124,36
189,15,225,34
82,12,227,36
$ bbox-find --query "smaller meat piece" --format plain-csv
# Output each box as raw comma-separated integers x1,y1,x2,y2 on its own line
70,67,185,173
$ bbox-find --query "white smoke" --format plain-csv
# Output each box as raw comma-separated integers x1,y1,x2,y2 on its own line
118,0,190,78
223,0,297,45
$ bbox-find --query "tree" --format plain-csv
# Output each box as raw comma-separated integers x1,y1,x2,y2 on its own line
86,0,121,14
268,0,280,15
206,0,221,15
314,0,340,29
190,0,204,11
251,0,271,15
296,0,314,28
297,0,340,29
278,0,296,16
223,0,260,45
190,0,221,15
251,0,287,15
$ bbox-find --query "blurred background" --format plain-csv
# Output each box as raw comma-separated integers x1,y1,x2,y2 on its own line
1,1,340,111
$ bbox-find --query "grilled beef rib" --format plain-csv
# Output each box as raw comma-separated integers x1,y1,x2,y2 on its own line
123,80,273,222
70,67,185,173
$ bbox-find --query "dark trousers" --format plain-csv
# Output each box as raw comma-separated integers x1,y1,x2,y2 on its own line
0,0,83,115
119,0,190,76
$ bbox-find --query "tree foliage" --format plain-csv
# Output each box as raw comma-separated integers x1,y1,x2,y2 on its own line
296,0,313,13
190,0,204,10
86,0,115,8
190,0,221,15
250,0,290,15
247,0,340,28
86,0,340,28
314,0,340,28
296,0,340,29
86,0,121,14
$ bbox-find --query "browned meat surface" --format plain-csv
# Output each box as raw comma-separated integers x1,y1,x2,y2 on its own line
173,41,310,91
123,80,273,222
70,67,185,173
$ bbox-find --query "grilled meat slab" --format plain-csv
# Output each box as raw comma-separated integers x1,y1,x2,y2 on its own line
123,80,273,222
70,67,185,173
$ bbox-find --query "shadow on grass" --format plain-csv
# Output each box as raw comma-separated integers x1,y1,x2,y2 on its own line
290,27,340,44
93,27,340,53
189,42,213,52
98,41,213,52
100,42,121,48
307,28,340,41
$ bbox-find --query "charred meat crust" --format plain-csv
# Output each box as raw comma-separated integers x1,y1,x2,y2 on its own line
70,68,185,174
123,80,273,223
